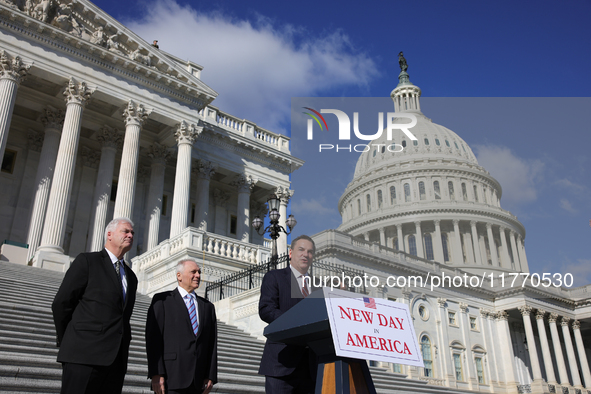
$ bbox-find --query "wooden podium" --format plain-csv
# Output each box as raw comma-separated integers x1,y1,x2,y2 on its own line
263,290,377,394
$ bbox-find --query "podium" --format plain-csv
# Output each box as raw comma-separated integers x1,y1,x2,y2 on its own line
263,289,377,394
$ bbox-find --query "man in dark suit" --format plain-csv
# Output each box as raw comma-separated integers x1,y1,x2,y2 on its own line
146,259,217,394
259,235,316,394
52,217,138,394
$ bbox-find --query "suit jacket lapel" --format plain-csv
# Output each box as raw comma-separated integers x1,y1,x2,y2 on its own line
102,249,123,297
195,297,205,341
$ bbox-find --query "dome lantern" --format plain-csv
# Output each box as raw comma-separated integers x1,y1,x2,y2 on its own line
391,52,422,113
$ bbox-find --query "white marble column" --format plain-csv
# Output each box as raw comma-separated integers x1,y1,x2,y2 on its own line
26,108,64,262
459,303,476,387
437,298,451,382
170,122,201,238
499,227,512,269
142,143,169,251
396,224,404,252
378,227,386,246
414,221,424,258
231,174,256,242
486,223,499,267
433,220,445,262
69,147,100,256
535,310,557,385
561,317,583,388
572,320,591,388
35,78,94,270
113,100,150,220
509,231,521,271
548,313,570,386
517,235,530,272
481,310,500,385
518,305,544,387
275,186,294,254
193,159,216,231
496,311,519,393
0,50,30,164
452,219,463,263
87,126,122,252
470,221,482,265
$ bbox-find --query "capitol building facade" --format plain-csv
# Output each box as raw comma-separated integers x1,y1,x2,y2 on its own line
0,1,589,394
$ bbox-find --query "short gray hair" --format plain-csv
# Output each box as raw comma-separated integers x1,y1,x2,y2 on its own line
104,217,134,243
176,259,199,274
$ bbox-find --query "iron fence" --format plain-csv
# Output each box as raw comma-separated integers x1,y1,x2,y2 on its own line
205,255,367,302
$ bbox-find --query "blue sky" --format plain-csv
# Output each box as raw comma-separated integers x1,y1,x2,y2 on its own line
92,0,591,285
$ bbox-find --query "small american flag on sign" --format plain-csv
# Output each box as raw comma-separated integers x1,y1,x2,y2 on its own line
363,297,376,309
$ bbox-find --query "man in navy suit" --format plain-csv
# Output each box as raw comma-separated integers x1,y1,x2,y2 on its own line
258,235,316,394
146,259,217,394
52,217,138,394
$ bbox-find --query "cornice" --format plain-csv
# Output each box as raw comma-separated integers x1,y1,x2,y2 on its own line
0,4,214,108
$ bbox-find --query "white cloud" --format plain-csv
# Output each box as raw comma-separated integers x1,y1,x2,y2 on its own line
291,198,334,217
474,145,544,206
559,198,578,214
559,259,591,288
555,178,587,195
123,0,378,133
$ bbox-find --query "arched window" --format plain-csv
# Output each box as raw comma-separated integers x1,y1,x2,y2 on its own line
357,199,361,215
373,149,377,157
366,194,371,212
377,190,383,208
483,187,488,204
421,336,433,377
390,186,396,204
461,183,468,201
404,183,411,202
402,140,407,147
381,146,385,153
454,142,459,149
435,139,441,146
433,181,441,200
445,140,450,147
442,233,450,262
424,233,434,260
448,181,455,200
461,144,466,152
424,138,430,145
413,140,418,146
473,185,479,202
418,181,426,200
409,235,417,256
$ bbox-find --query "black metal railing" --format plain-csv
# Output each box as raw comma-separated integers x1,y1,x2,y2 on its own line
205,255,367,302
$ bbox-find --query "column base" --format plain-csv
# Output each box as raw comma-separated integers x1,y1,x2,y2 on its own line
33,248,71,272
530,379,550,394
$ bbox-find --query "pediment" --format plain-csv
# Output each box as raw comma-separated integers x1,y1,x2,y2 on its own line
0,0,217,108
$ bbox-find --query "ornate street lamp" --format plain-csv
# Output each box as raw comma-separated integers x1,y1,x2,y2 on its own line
252,193,297,266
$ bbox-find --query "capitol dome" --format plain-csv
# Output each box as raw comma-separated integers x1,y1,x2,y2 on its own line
338,53,529,274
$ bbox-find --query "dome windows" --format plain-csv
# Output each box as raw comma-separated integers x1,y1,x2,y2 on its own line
390,186,396,204
377,190,383,208
402,140,407,148
454,142,459,149
435,139,440,146
433,181,441,199
366,194,371,212
357,199,361,215
373,149,377,157
424,138,430,145
404,183,411,202
409,235,417,255
413,140,418,146
448,181,455,200
445,140,450,147
424,233,434,260
381,146,385,154
419,181,426,200
461,183,468,201
473,185,479,202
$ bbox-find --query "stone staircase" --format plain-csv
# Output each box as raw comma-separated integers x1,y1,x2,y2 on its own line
0,261,470,394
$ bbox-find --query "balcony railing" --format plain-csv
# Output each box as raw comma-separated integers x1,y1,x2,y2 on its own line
205,255,367,303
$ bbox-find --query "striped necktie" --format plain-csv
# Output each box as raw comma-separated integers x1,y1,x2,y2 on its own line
301,275,309,297
184,294,199,335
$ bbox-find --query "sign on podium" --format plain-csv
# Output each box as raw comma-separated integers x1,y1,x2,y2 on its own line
264,287,424,394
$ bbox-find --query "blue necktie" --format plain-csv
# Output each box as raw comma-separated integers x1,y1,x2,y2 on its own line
185,294,198,335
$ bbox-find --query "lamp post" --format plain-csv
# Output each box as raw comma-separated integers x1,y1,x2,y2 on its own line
252,193,296,267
